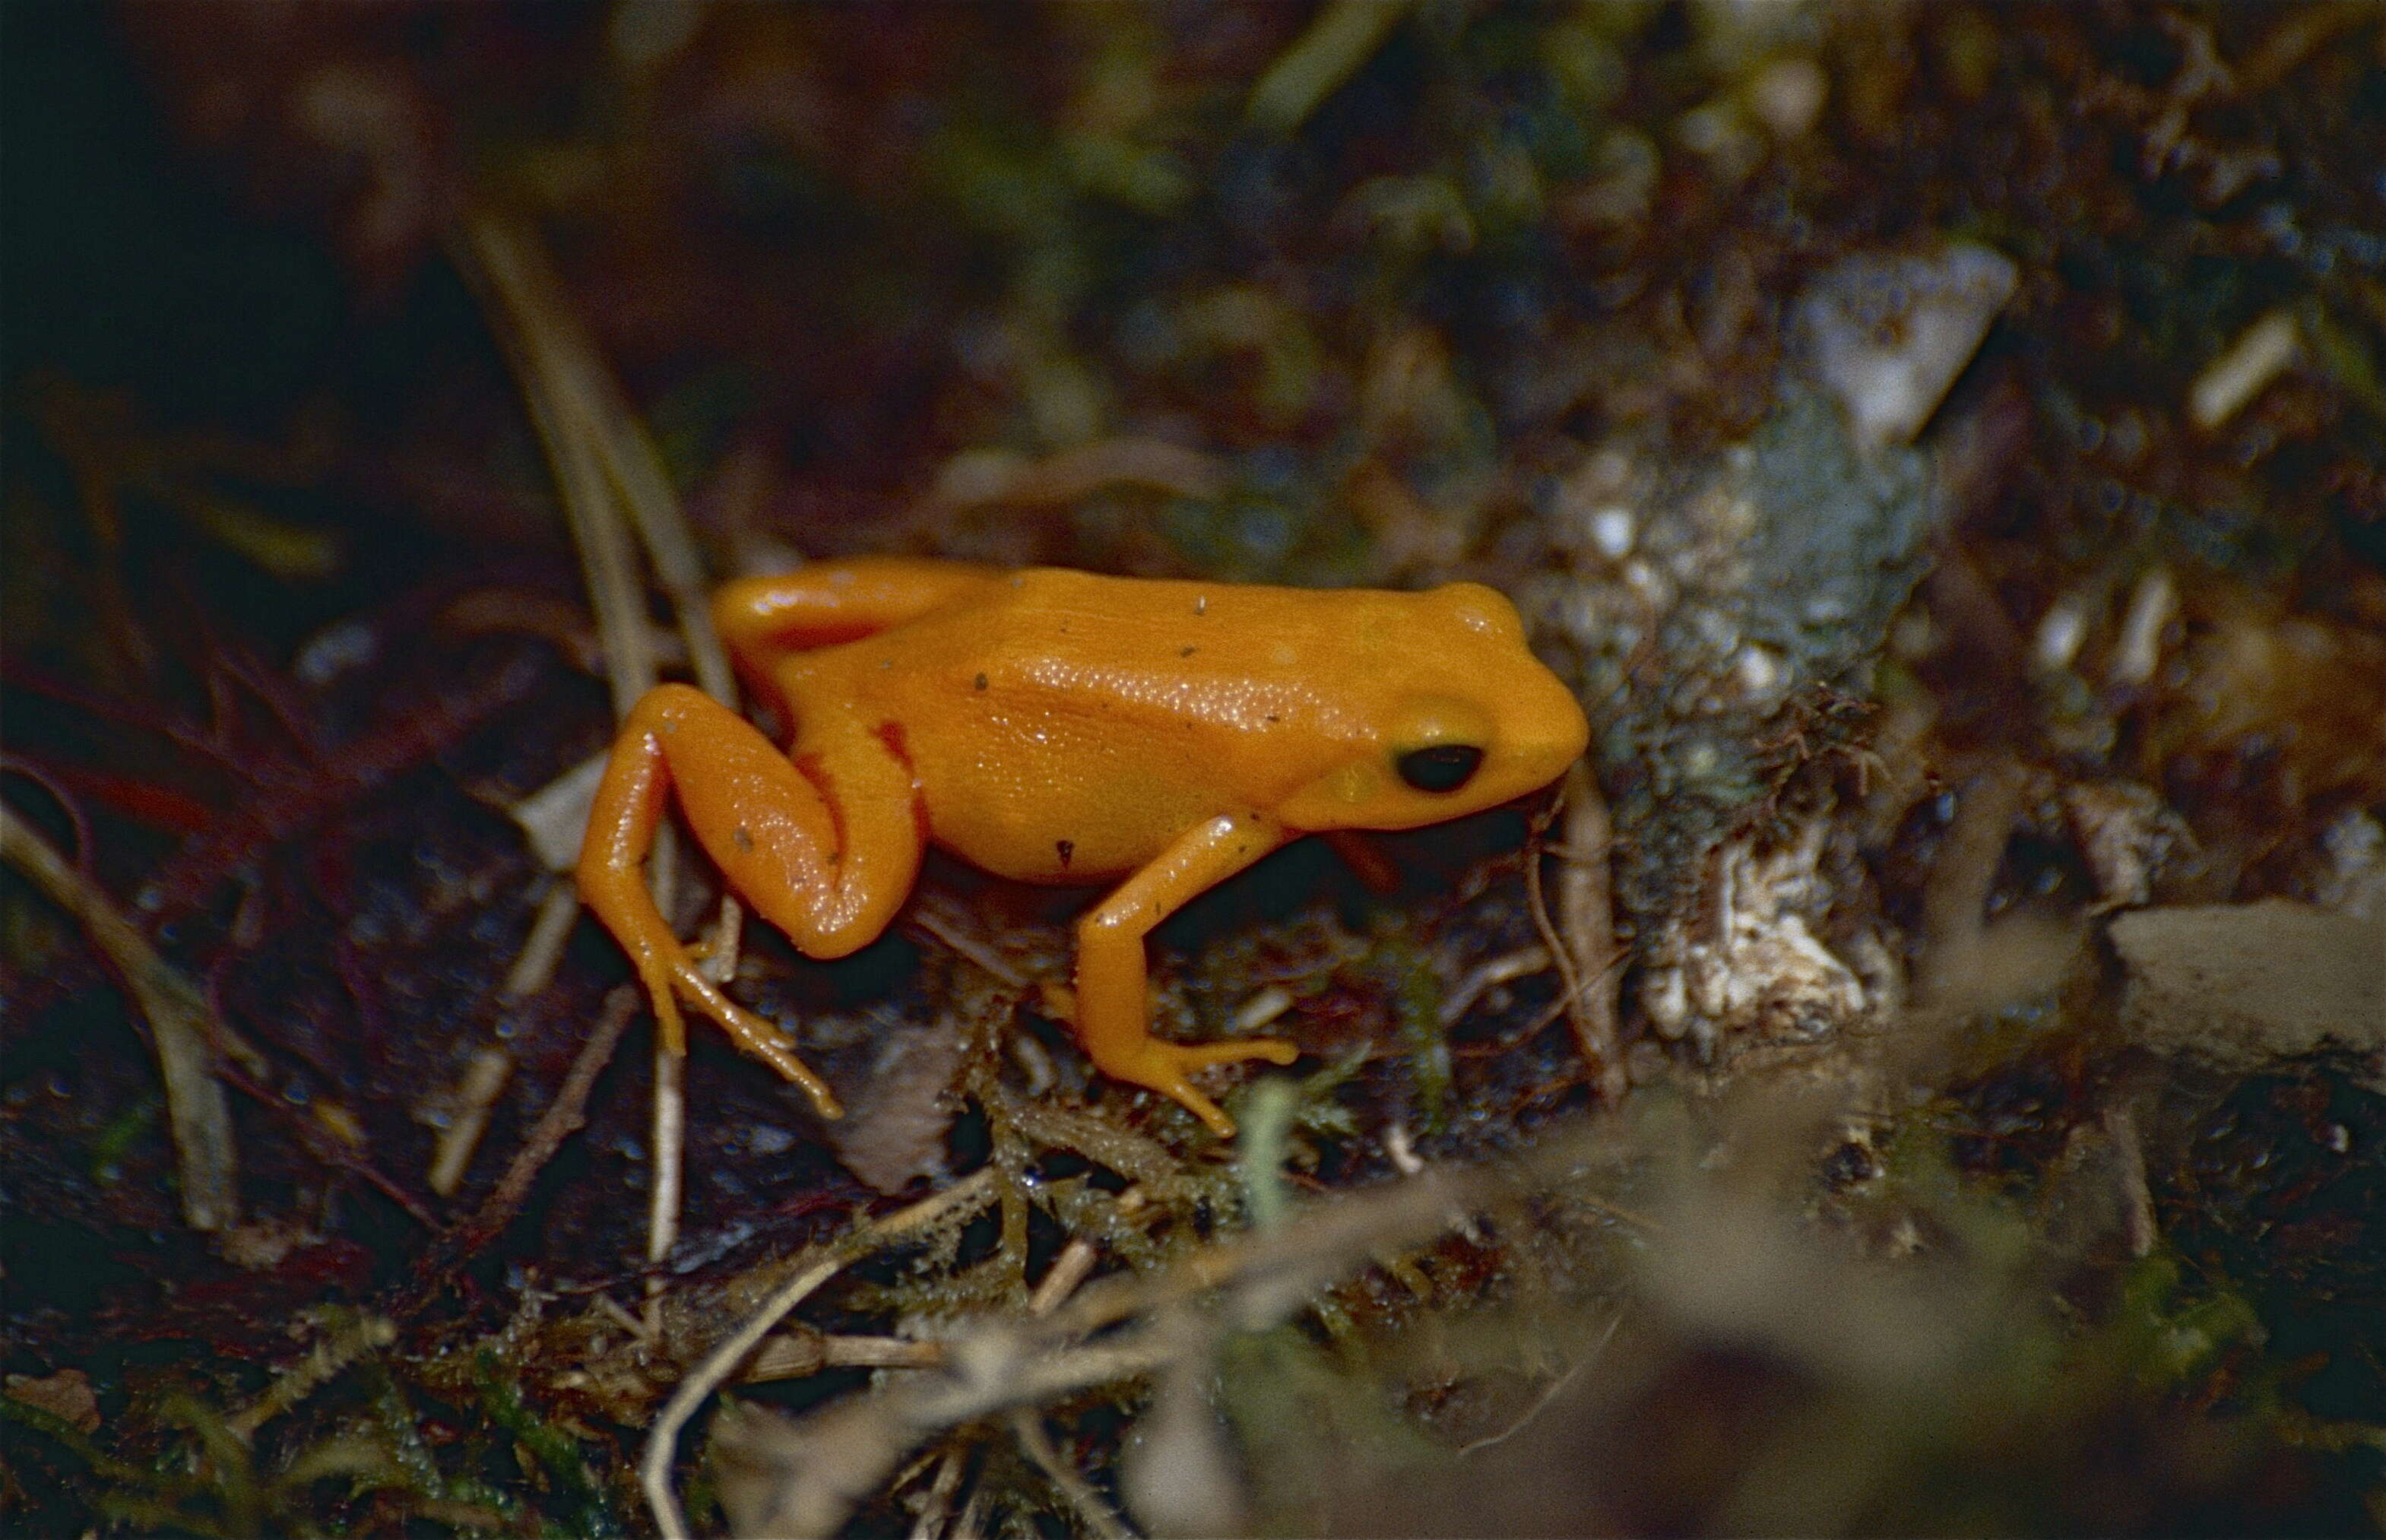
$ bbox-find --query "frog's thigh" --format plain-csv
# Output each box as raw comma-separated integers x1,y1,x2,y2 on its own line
713,558,1003,658
578,685,847,1111
652,702,924,961
1073,811,1298,1133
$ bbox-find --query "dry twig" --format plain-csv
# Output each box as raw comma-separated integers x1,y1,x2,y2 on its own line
642,1167,1003,1540
705,1150,1525,1538
443,987,641,1258
1,803,240,1230
458,210,759,1267
1524,765,1627,1101
1554,762,1627,1101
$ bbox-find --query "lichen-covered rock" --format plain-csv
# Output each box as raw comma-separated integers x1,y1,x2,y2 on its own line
1527,243,2014,1058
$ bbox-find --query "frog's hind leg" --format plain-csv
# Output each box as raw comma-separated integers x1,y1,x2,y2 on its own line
577,683,924,1117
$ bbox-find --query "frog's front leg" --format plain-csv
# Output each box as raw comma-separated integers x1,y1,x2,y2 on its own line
1074,810,1301,1137
577,683,925,1119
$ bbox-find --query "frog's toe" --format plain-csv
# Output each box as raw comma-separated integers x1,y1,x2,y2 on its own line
1175,1037,1298,1069
1116,1038,1300,1136
634,962,692,1055
1155,1076,1236,1139
671,966,845,1118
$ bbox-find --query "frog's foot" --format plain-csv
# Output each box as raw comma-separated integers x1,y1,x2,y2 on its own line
1104,1037,1298,1139
642,953,844,1120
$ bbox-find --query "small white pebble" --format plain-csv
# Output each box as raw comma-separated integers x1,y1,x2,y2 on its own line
2189,309,2299,431
1747,56,1827,140
2109,567,2177,688
1232,985,1294,1033
1733,643,1783,697
2033,593,2092,673
1590,505,1637,559
1622,557,1667,605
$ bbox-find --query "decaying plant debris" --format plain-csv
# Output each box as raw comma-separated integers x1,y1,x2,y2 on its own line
5,5,2383,1535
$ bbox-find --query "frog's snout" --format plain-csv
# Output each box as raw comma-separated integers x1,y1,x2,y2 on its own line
1503,668,1590,787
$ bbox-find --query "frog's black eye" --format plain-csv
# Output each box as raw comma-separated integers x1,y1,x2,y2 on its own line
1395,743,1484,794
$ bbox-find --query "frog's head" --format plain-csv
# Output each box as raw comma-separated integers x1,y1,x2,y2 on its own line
1274,582,1589,832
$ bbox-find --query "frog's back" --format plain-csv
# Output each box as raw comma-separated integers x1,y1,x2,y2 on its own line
787,566,1576,882
871,566,1432,744
799,572,1316,876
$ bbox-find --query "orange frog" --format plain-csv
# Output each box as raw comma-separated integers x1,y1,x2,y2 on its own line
578,559,1589,1136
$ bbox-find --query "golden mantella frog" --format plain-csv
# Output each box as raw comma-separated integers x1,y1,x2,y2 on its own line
577,558,1589,1136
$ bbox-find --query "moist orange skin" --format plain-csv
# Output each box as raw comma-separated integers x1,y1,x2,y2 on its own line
578,558,1589,1136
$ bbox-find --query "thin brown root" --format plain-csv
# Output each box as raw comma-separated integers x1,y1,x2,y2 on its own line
448,987,640,1257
